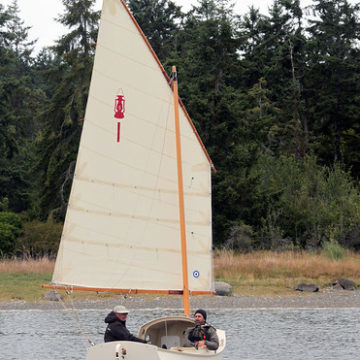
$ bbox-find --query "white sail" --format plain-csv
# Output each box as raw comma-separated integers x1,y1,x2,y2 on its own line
52,0,214,293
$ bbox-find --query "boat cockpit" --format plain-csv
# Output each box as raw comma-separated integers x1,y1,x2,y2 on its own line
137,316,226,354
138,316,195,349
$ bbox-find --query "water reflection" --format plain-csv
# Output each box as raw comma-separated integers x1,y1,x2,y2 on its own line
1,308,360,359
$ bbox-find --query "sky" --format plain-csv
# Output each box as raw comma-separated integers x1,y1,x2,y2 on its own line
0,0,343,53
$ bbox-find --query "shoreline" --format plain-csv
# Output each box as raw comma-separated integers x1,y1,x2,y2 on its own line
2,289,360,310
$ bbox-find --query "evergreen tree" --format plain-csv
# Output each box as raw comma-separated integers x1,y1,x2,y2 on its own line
241,0,308,157
55,0,99,58
6,0,35,60
126,0,183,63
305,0,360,172
36,0,100,220
0,2,44,212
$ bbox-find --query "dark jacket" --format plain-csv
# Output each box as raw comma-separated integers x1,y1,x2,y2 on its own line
183,323,219,350
104,311,147,343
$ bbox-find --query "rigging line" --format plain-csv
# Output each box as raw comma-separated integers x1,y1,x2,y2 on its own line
165,318,168,340
150,86,173,211
66,288,83,327
54,291,95,347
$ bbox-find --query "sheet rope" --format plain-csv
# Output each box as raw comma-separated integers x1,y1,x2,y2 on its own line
55,290,95,347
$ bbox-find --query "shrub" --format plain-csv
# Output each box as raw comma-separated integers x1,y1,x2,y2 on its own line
252,154,360,250
225,223,254,252
0,211,22,228
14,221,63,258
0,212,22,256
0,197,9,211
322,240,345,260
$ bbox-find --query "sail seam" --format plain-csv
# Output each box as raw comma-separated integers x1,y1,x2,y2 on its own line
68,205,210,227
80,143,210,191
80,144,177,184
74,175,208,197
60,234,209,256
63,219,210,245
94,47,162,91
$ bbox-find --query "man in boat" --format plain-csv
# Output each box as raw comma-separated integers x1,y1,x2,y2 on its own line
183,309,219,350
104,305,147,343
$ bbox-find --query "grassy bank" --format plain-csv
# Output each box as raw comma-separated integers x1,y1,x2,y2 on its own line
214,250,360,296
1,251,360,302
0,258,117,302
0,258,53,302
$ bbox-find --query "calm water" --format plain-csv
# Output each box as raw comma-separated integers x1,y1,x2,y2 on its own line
1,307,360,359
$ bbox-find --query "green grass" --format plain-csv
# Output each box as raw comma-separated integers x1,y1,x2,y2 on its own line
0,272,53,302
0,272,134,302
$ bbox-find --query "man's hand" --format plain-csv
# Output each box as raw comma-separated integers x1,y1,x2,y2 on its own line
196,340,207,349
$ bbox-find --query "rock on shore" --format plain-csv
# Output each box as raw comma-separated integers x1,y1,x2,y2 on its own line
332,278,356,290
42,290,64,301
214,281,232,296
295,283,319,292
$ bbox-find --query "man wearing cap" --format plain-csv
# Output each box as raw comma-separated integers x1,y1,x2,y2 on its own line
183,309,219,350
104,305,147,343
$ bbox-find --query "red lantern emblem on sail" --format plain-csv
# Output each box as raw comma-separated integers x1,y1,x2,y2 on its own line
114,95,125,119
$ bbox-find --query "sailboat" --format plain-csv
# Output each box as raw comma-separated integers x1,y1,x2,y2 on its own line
43,0,226,358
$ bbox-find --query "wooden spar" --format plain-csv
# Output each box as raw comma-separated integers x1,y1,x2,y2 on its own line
172,66,190,317
42,284,212,295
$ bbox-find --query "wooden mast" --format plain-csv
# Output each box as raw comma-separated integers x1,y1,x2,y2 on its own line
172,65,190,317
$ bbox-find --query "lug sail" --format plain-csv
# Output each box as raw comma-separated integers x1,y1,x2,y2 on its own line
51,0,214,293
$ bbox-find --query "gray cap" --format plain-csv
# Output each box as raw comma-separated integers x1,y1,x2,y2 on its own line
113,305,129,314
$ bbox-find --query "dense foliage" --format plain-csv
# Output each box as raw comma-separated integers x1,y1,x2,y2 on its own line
0,211,22,255
1,0,360,256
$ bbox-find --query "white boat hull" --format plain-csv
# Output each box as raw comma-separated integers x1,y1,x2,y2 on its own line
86,341,224,360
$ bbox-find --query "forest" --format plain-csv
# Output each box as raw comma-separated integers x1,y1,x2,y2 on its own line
1,0,360,257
